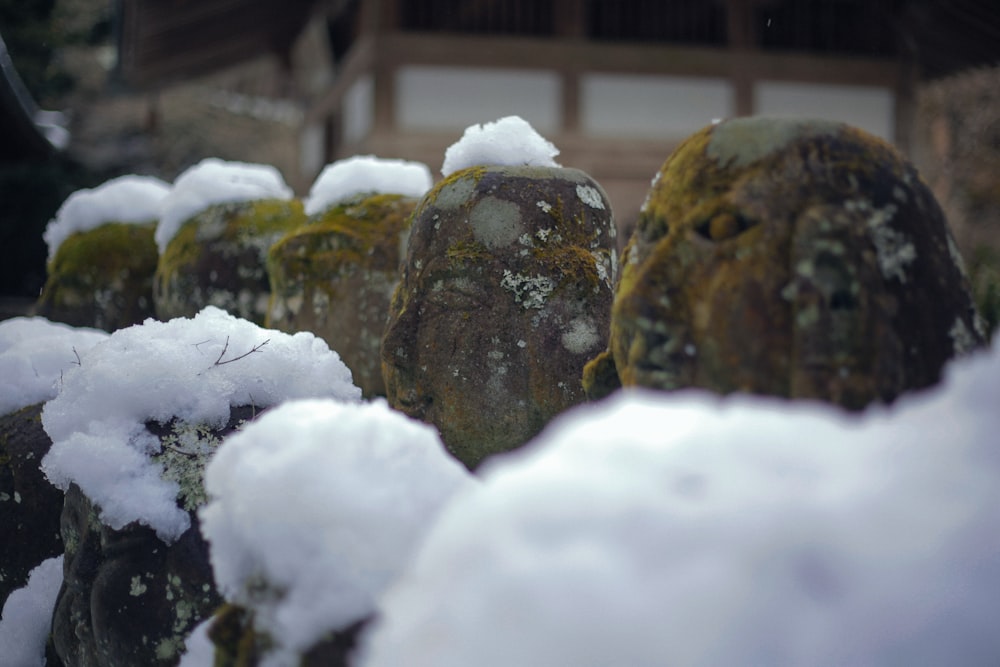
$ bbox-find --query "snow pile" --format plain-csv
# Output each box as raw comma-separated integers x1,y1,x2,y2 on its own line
43,175,170,261
40,307,361,543
359,343,1000,666
199,398,474,664
177,619,214,667
0,556,64,667
304,155,433,216
0,317,109,416
156,158,294,253
441,115,561,176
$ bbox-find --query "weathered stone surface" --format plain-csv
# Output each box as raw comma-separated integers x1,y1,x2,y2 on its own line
0,403,63,608
586,117,985,408
267,194,416,397
382,165,617,468
36,222,158,331
49,406,255,667
205,603,366,667
154,200,306,325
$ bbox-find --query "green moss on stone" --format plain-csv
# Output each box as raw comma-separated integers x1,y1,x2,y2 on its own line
155,199,305,324
600,117,983,409
266,194,417,398
37,221,158,331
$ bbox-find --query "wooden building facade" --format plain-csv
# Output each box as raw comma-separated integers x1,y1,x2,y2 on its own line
303,0,910,222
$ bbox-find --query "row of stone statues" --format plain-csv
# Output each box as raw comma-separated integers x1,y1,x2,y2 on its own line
8,115,989,665
36,117,985,474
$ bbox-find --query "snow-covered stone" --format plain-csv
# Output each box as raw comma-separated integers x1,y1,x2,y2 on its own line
441,115,560,176
304,155,432,216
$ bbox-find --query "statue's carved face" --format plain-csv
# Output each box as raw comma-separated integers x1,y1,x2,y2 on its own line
381,165,616,467
610,117,983,409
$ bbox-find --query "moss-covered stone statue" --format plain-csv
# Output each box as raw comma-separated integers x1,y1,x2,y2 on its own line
49,409,252,666
37,175,169,331
382,165,617,468
155,200,306,325
154,158,305,325
584,117,985,409
267,194,417,397
0,404,63,608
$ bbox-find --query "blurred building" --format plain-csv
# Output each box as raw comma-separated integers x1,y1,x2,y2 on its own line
114,0,1000,228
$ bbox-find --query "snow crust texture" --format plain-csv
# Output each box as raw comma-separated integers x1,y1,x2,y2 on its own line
441,115,561,176
156,158,293,253
359,341,1000,667
40,307,361,542
43,175,170,261
200,398,474,663
0,556,64,667
304,155,432,216
0,317,109,416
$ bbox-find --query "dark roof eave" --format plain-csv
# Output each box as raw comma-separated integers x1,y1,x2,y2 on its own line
0,33,63,162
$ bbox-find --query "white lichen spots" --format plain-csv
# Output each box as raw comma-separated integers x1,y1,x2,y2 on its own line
892,185,908,203
684,343,697,357
130,576,148,597
641,171,663,214
594,252,610,288
310,291,330,322
0,492,9,502
537,200,553,214
949,317,978,355
576,184,605,210
452,367,460,377
797,304,820,328
795,259,815,278
517,339,527,348
152,422,224,512
155,636,185,661
414,259,423,271
13,491,20,504
847,200,915,283
536,228,552,242
974,313,988,340
781,282,799,301
469,196,523,248
487,349,505,361
707,117,841,169
501,270,555,309
208,270,219,284
561,317,600,354
946,234,968,274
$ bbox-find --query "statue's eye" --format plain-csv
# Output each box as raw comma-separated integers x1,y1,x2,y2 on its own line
636,213,670,244
694,212,757,241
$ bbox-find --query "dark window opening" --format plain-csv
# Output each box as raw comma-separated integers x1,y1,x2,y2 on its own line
401,0,555,36
586,0,727,46
757,0,897,57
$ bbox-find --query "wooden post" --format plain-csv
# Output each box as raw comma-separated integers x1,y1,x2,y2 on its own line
554,0,584,135
727,0,756,117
